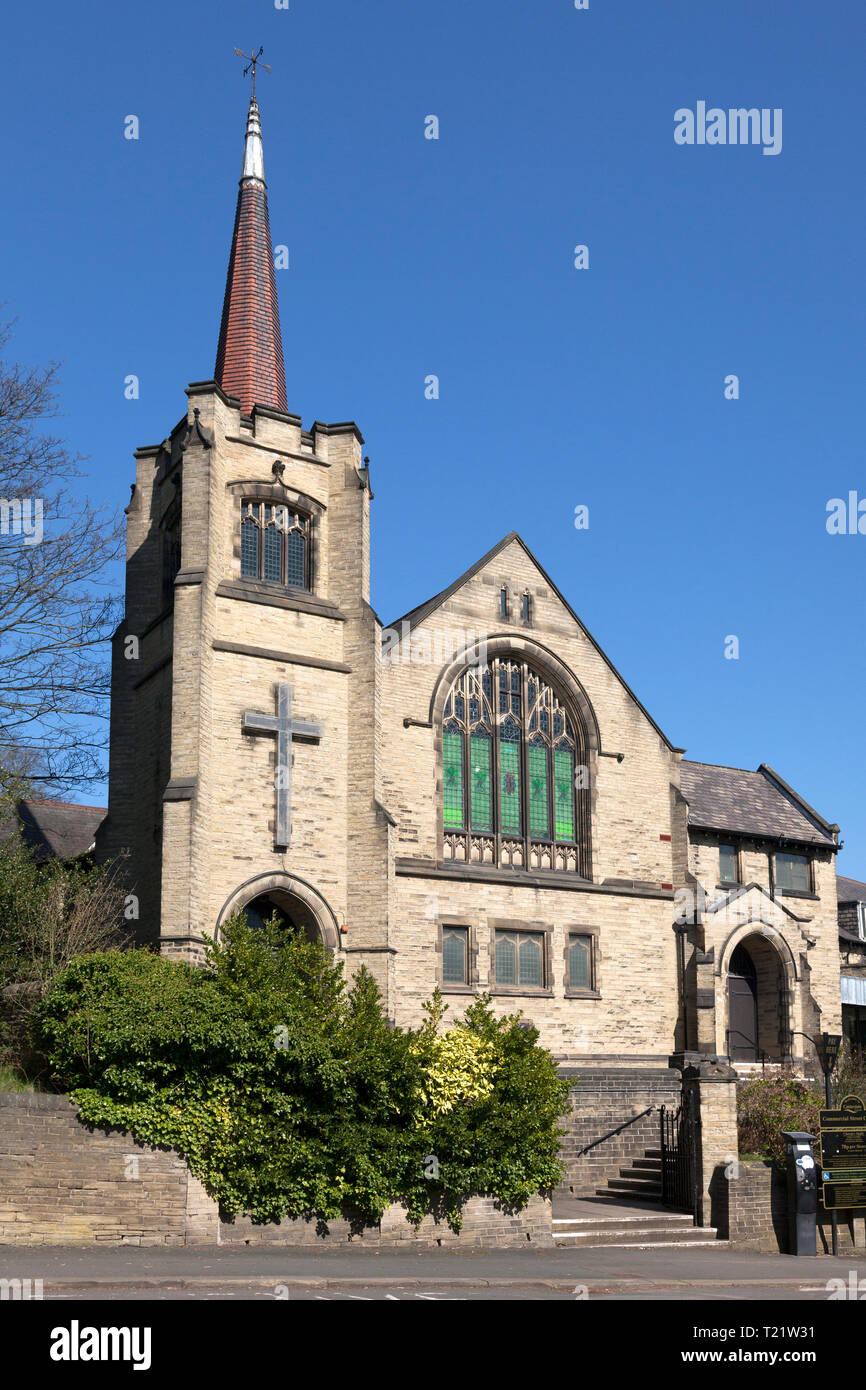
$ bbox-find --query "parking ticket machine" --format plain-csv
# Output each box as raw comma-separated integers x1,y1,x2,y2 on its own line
781,1130,818,1256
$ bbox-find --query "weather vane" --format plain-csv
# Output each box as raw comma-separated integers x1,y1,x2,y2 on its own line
233,46,271,101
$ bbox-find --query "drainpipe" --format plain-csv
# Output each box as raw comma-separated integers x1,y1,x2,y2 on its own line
676,923,690,1053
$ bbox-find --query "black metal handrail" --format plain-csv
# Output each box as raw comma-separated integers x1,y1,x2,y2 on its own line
575,1105,655,1158
725,1028,773,1069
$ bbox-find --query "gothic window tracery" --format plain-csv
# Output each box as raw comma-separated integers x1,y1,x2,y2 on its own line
442,658,589,874
240,501,310,590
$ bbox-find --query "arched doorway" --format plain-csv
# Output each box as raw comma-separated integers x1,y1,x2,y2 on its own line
215,871,341,952
240,891,320,943
725,931,793,1062
727,944,759,1060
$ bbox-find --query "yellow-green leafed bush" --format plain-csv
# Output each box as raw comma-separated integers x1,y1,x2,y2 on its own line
413,1025,496,1117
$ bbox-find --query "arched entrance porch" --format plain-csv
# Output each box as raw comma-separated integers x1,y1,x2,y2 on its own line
724,931,794,1062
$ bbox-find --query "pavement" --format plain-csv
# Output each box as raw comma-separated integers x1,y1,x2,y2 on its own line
2,1242,865,1300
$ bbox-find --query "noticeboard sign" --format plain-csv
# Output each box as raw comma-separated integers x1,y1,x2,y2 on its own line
819,1095,866,1209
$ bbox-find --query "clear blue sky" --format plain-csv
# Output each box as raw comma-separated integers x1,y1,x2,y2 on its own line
2,1,865,870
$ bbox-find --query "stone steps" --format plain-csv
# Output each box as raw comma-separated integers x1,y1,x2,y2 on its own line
553,1211,722,1248
600,1176,662,1197
553,1133,726,1247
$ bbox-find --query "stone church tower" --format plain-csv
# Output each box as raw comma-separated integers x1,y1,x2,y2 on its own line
100,86,843,1200
99,94,387,988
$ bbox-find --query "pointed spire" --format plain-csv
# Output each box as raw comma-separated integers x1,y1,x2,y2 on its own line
214,96,287,417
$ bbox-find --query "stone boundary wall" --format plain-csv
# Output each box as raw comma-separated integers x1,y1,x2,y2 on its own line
555,1067,682,1198
726,1160,866,1255
220,1197,552,1248
0,1093,551,1248
0,1093,217,1247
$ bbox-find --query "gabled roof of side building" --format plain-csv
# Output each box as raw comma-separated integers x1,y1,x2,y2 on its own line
0,800,106,862
680,761,837,849
837,874,866,904
385,530,678,751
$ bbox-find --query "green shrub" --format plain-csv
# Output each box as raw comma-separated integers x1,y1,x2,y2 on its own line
0,818,126,1084
832,1040,866,1109
737,1075,824,1167
403,993,569,1227
35,916,569,1229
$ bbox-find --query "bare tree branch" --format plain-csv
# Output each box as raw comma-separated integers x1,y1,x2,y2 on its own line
0,320,123,797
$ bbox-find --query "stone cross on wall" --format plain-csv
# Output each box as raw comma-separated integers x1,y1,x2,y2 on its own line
243,683,323,848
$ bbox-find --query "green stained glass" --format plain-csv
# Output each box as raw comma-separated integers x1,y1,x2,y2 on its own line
499,721,521,834
470,732,492,831
554,748,575,842
443,729,465,828
528,741,549,838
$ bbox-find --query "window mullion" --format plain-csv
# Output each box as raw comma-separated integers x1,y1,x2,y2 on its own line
461,680,470,845
492,660,502,863
520,661,530,862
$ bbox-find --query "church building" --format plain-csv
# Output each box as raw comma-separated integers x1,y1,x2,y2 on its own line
97,90,843,1180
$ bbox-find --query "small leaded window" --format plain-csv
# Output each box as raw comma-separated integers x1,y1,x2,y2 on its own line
775,851,810,892
442,927,469,985
568,934,592,989
719,844,738,883
495,930,544,988
522,591,531,623
442,657,588,874
240,501,310,590
499,587,509,619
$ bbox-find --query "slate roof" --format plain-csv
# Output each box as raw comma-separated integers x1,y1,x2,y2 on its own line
837,874,866,904
679,761,837,848
0,800,106,862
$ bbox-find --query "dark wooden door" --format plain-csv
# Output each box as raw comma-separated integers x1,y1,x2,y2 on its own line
728,945,758,1060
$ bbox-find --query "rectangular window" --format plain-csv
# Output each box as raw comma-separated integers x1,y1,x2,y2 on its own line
719,844,738,883
522,592,531,623
499,587,509,619
494,930,544,988
442,927,469,985
775,851,810,892
568,934,592,990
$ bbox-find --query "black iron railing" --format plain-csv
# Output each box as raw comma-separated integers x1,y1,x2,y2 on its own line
660,1091,699,1223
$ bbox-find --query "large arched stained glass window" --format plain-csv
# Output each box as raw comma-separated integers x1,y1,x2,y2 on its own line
442,658,589,874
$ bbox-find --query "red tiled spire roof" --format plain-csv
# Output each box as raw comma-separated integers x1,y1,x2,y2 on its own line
214,98,287,416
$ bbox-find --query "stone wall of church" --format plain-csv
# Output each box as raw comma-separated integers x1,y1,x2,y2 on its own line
106,386,387,964
382,537,683,891
687,833,842,1057
392,871,680,1053
379,534,685,1053
554,1067,682,1198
